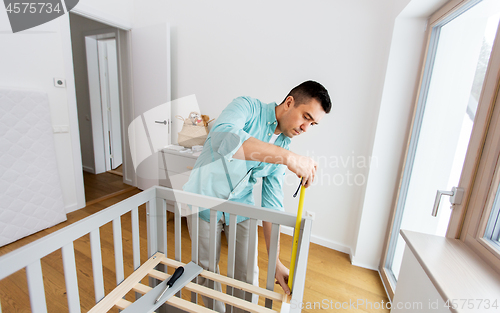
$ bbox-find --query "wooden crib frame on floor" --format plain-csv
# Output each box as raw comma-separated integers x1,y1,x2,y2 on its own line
0,186,312,313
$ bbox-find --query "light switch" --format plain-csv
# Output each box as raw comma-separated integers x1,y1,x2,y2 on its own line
54,78,66,88
53,125,70,133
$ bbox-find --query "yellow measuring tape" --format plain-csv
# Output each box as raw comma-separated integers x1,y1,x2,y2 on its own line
288,184,305,291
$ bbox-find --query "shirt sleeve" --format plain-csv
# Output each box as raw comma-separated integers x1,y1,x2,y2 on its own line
261,164,286,212
209,97,254,161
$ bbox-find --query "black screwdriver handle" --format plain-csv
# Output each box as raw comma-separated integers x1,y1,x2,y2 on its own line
166,266,184,287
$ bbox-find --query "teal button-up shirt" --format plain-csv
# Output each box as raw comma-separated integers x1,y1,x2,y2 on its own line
183,96,291,224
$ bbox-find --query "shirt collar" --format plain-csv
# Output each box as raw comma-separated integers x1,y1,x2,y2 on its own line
266,102,291,145
266,101,278,124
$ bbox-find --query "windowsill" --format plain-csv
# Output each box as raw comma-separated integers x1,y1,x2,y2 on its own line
401,230,500,313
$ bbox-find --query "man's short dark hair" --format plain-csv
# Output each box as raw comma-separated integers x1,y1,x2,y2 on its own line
281,80,332,113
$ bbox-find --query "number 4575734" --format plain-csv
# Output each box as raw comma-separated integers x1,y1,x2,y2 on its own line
444,299,499,310
5,3,61,14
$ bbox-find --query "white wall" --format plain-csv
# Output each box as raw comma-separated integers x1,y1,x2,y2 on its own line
0,0,455,271
0,0,133,212
352,0,452,270
0,10,83,212
131,0,401,256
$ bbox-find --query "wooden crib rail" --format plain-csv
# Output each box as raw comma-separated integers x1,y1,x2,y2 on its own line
155,187,299,227
0,186,312,313
0,187,156,313
153,186,313,313
0,188,155,281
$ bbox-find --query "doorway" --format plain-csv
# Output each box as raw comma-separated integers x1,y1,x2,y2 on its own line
380,0,500,299
85,34,123,174
68,13,132,204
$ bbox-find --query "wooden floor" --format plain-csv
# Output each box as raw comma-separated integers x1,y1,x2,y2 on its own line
0,173,389,313
83,170,134,205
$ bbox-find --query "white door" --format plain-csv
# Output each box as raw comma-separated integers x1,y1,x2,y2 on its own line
130,23,171,190
104,39,123,170
380,0,500,298
85,35,106,174
97,38,123,171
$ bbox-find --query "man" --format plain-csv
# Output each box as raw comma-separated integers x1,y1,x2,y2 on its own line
183,80,331,312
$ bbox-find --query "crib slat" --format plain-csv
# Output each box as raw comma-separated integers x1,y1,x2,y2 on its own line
289,218,312,311
190,206,199,264
265,223,280,309
115,298,132,310
146,270,276,313
159,199,168,255
26,260,47,313
175,202,182,261
190,206,199,304
174,202,182,298
225,213,237,313
245,218,258,303
131,207,142,301
209,209,217,273
162,257,283,302
146,198,157,258
87,252,163,313
155,199,169,295
62,243,81,313
227,213,237,280
208,209,218,310
113,217,125,285
89,229,105,303
131,207,140,270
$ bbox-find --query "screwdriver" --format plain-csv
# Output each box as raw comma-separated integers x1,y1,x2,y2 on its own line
154,266,185,304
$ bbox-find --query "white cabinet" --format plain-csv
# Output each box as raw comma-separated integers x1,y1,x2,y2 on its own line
392,247,449,312
393,230,500,313
158,148,198,215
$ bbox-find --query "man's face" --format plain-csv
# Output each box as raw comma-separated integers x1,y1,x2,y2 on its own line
277,97,326,138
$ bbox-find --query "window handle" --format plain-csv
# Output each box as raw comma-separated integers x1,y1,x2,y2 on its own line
432,187,464,217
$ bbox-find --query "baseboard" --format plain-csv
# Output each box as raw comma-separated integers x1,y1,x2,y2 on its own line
83,166,95,174
107,169,123,177
350,258,379,271
124,177,134,186
280,225,352,255
85,186,137,206
65,202,80,214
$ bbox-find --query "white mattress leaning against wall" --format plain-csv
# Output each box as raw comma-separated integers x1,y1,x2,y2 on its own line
0,87,67,247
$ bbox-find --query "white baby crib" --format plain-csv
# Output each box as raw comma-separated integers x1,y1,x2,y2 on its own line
0,186,312,313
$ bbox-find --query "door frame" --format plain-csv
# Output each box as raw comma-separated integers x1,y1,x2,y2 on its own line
68,11,137,187
379,0,500,299
83,25,136,186
85,31,113,174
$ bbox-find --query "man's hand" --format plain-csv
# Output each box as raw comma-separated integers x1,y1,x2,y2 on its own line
285,152,317,187
275,261,290,295
234,137,317,187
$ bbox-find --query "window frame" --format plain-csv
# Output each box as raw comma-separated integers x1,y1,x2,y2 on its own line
462,71,500,272
379,0,500,299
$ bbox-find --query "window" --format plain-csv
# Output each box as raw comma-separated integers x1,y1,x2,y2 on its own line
485,186,500,248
